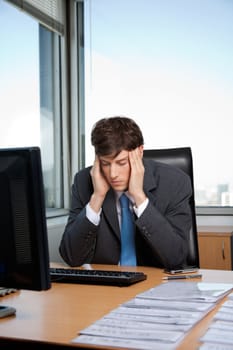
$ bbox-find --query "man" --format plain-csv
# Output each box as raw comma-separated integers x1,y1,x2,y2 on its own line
59,116,192,269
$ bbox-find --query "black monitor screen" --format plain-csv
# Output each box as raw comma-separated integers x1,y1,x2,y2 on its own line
0,146,51,291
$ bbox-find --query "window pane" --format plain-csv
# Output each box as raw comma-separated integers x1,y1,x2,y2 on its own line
0,1,40,146
84,0,233,208
0,0,62,209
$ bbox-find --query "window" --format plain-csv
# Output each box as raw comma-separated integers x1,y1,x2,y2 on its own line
84,0,233,215
0,0,85,216
2,0,232,217
0,1,62,210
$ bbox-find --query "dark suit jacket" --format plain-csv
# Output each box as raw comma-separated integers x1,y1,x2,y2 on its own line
59,159,192,269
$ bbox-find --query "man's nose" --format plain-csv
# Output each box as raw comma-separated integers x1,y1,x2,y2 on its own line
110,164,117,178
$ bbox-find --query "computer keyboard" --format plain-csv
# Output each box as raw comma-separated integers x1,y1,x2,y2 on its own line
50,267,147,286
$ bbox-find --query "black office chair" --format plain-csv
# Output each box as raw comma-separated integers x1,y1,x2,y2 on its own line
143,147,199,268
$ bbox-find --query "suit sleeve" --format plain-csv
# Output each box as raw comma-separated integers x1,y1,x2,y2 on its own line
59,170,99,267
136,169,192,269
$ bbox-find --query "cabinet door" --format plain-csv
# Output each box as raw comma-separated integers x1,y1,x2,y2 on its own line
198,233,233,270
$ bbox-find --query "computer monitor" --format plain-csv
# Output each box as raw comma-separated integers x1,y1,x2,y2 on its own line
0,146,51,291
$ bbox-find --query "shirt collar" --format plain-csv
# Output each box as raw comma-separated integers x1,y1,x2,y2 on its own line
116,191,134,205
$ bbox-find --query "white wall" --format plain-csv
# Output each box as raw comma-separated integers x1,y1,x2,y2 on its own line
47,216,67,263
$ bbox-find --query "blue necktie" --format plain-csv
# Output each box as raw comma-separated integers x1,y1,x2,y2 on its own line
119,194,137,266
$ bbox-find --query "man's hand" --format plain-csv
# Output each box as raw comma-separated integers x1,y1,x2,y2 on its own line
89,156,110,212
128,147,147,207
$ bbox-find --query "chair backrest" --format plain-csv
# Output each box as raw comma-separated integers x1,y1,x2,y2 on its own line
143,147,199,268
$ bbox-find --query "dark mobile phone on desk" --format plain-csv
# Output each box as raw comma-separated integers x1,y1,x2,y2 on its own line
0,305,16,318
164,267,198,275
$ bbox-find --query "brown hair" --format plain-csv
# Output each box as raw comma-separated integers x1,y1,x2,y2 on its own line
91,116,144,156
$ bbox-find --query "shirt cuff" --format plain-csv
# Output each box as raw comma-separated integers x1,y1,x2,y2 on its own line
86,202,101,226
133,197,149,217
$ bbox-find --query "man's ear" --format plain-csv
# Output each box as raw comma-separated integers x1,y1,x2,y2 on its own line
139,145,144,158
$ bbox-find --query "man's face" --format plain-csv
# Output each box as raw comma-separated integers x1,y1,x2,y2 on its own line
99,150,131,191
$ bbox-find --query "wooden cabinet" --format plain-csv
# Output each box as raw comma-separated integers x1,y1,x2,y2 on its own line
198,226,233,270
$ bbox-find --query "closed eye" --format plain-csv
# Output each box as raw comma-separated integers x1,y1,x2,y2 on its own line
117,160,128,166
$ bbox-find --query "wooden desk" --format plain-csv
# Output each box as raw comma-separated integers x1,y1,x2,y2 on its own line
0,264,233,349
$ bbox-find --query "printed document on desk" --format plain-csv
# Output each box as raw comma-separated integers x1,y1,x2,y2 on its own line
124,296,214,312
199,290,233,348
72,281,233,350
135,281,233,303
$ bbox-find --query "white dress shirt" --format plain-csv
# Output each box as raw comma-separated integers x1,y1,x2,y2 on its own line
86,191,149,227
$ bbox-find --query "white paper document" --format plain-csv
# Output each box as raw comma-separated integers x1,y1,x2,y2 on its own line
209,320,233,332
136,282,233,303
73,334,180,350
199,294,233,349
227,292,233,300
78,323,184,342
97,315,191,331
104,308,197,329
214,298,233,322
72,281,231,350
199,343,233,350
124,297,214,312
200,329,233,346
